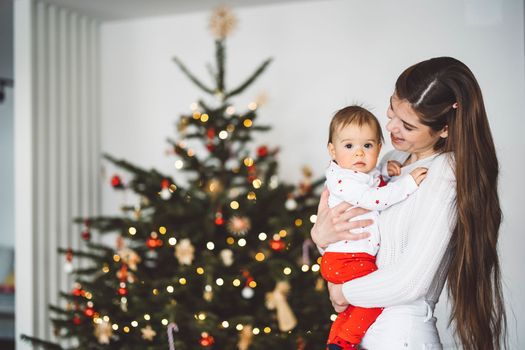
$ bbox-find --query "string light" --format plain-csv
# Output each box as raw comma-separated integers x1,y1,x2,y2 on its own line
198,313,206,320
219,130,228,139
255,252,265,261
226,106,235,115
159,226,167,234
238,238,246,247
192,112,201,120
113,255,121,262
301,265,310,272
311,264,320,272
222,321,229,328
248,102,257,110
174,160,184,169
295,219,303,227
310,215,317,223
243,158,254,167
168,237,177,245
330,314,337,321
123,326,130,333
112,324,119,331
243,119,253,127
216,278,224,286
258,232,267,241
144,314,150,321
253,327,260,335
200,114,209,122
278,229,287,238
236,324,244,331
230,201,239,210
167,285,174,293
226,237,235,245
263,327,271,334
196,267,204,275
179,278,187,285
131,321,138,327
162,319,169,325
247,191,256,200
206,242,215,250
252,179,262,189
233,279,241,287
128,227,137,235
227,124,235,132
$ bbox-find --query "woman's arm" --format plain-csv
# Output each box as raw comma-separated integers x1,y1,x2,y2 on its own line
332,154,456,308
310,188,373,249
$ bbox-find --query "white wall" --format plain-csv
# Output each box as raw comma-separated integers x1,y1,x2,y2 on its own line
0,0,14,249
100,0,525,347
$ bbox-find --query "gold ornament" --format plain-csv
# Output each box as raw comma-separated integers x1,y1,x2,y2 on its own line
209,6,238,39
265,281,297,332
315,277,325,292
141,325,157,341
238,324,253,350
117,247,141,271
206,178,223,196
175,238,195,265
94,319,113,344
227,216,251,236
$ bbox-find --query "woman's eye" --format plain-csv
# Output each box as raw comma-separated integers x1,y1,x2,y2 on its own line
403,124,414,131
344,144,353,149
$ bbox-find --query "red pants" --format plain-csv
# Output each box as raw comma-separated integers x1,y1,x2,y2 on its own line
320,252,383,345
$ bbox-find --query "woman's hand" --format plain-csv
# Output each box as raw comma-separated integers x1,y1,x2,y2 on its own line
328,282,350,313
311,188,373,249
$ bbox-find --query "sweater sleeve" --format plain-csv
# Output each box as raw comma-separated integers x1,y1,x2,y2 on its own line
341,154,456,308
327,173,419,211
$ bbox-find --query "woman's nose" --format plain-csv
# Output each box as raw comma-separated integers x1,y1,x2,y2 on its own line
386,118,396,132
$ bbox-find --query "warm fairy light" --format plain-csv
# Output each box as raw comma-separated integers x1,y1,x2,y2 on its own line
93,317,101,324
222,321,230,328
295,219,303,227
205,285,212,292
198,313,206,320
263,327,271,334
233,279,241,287
190,102,199,111
193,112,201,120
144,314,150,320
243,119,253,128
103,316,110,322
179,278,187,285
330,314,337,321
187,149,195,157
226,237,235,245
128,227,137,235
196,267,205,275
175,160,184,169
85,292,93,299
123,326,130,333
317,257,322,264
120,282,126,288
226,106,235,115
167,285,174,293
112,324,119,331
159,226,167,234
258,232,267,241
162,319,169,325
248,102,257,110
230,201,239,209
310,215,317,223
206,242,215,250
253,327,260,335
226,124,235,133
168,237,177,245
279,229,287,238
255,252,265,261
121,297,127,304
131,321,138,327
152,288,159,295
283,267,292,275
247,191,256,200
273,234,280,240
252,179,262,189
236,324,244,331
243,158,254,167
312,264,320,272
102,264,109,273
219,130,228,139
113,254,121,262
216,278,224,286
169,184,177,191
248,281,257,288
238,238,247,247
200,114,209,122
301,264,310,272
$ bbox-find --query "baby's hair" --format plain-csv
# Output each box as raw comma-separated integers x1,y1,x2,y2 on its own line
328,105,384,144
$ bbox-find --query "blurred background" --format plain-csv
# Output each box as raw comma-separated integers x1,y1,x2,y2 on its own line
2,0,524,349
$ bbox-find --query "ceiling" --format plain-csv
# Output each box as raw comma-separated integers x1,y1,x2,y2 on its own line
42,0,327,21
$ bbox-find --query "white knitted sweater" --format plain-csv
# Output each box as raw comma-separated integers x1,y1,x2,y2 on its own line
342,150,457,308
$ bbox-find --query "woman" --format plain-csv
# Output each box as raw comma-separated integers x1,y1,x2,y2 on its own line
311,57,506,350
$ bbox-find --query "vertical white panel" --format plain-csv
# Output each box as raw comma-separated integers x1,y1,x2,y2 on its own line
34,0,47,341
92,21,101,219
46,4,58,341
14,0,35,348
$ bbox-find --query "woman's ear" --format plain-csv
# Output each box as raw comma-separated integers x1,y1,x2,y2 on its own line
439,125,449,139
327,143,336,159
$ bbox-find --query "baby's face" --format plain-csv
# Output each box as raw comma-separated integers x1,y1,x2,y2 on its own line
328,123,382,173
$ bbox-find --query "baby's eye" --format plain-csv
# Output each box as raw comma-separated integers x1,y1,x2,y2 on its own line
364,143,374,149
344,144,353,149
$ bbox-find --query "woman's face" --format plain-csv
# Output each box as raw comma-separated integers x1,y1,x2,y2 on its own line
386,94,447,158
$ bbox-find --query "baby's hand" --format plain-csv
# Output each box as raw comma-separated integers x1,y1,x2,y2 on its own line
387,160,402,177
410,167,428,186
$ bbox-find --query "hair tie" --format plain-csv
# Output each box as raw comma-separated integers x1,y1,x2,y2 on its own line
452,102,459,109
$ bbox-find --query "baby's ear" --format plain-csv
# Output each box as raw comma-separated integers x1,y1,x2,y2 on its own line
327,143,336,159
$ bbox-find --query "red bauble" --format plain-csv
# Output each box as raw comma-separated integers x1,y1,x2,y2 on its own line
146,237,162,249
111,175,123,189
84,307,94,317
73,315,81,325
161,179,170,189
207,128,215,140
72,288,83,297
214,212,224,226
270,239,286,251
257,145,268,157
81,229,91,241
118,287,127,296
199,333,215,347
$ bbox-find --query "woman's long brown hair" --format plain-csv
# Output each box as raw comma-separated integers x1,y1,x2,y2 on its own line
395,57,507,349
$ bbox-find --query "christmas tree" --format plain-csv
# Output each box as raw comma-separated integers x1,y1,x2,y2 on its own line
23,7,333,350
